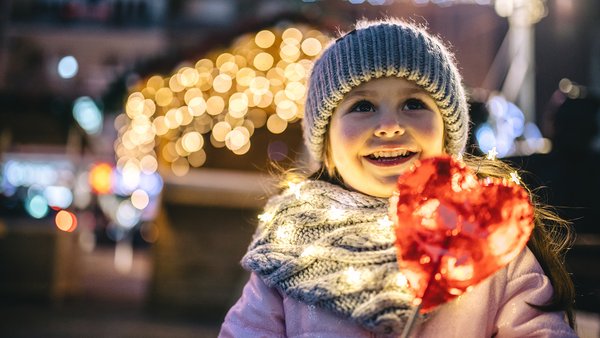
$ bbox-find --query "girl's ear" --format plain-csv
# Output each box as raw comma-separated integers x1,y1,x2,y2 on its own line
322,135,336,177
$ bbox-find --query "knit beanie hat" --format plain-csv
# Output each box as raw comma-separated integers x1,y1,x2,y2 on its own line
303,19,470,162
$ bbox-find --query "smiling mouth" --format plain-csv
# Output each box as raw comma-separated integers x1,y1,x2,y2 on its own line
364,150,417,166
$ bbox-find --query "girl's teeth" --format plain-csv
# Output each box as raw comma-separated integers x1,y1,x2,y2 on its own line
372,150,408,158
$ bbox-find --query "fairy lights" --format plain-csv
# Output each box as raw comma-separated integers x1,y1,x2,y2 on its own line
115,25,330,176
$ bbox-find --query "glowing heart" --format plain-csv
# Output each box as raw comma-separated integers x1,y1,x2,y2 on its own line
390,156,534,313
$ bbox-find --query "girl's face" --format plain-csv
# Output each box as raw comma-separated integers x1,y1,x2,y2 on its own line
327,77,445,197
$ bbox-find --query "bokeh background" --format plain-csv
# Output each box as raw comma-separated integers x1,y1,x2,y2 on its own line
1,0,599,337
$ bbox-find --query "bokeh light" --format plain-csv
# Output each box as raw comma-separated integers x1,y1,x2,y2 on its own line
89,163,113,194
57,56,79,79
55,210,77,232
116,25,330,176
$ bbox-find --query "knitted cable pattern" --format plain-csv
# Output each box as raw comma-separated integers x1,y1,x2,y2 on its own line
242,180,422,334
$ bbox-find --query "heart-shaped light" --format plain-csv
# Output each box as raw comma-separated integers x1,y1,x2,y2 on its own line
390,156,534,313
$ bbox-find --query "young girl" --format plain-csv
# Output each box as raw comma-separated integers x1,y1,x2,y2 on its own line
219,19,577,337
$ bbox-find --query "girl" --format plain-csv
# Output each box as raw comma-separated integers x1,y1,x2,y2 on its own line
219,19,577,337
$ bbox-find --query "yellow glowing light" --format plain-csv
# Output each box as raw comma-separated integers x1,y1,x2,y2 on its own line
162,142,178,162
178,106,193,126
153,116,168,136
267,113,288,134
126,96,145,118
165,108,183,129
206,96,225,116
142,99,156,117
213,74,233,93
178,67,199,87
275,223,294,243
394,273,408,288
212,121,232,142
197,72,213,91
276,100,297,120
301,37,322,56
55,210,77,232
343,267,363,286
140,155,158,174
184,88,203,105
236,67,256,86
195,58,214,72
377,215,394,229
253,52,275,71
242,120,255,136
141,87,155,99
229,93,249,118
282,27,303,42
210,134,226,148
258,211,274,223
131,189,150,210
216,53,236,68
328,207,345,221
287,181,305,199
486,147,498,160
118,25,330,170
232,141,251,155
247,109,267,128
510,172,521,185
267,67,286,86
194,114,213,134
284,63,306,82
175,138,190,157
171,157,190,176
89,163,113,194
182,131,204,152
300,245,323,258
219,61,239,77
155,88,174,107
188,149,207,167
147,75,164,90
225,129,248,151
249,76,270,96
284,82,306,101
169,75,185,92
280,44,301,62
188,96,207,116
255,30,276,49
256,92,274,108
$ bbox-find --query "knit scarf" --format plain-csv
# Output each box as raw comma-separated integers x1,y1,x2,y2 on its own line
242,179,421,335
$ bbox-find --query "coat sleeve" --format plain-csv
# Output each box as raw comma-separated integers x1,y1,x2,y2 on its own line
494,248,577,338
218,272,286,338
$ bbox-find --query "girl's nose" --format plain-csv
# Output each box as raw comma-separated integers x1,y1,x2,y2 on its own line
374,111,405,138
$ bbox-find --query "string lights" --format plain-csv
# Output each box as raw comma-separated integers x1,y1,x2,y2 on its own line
115,25,330,177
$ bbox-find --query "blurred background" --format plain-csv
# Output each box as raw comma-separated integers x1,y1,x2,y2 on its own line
0,0,599,337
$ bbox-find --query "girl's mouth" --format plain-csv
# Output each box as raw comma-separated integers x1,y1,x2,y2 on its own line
364,150,417,167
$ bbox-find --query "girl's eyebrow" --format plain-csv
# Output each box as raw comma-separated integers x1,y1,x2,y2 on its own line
343,87,426,101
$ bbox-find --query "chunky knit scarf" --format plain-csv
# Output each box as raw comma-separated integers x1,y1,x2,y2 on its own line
242,179,421,334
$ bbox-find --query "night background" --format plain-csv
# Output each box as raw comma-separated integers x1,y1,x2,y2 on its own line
0,0,599,337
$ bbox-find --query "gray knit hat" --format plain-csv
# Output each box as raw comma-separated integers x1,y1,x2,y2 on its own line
303,19,470,162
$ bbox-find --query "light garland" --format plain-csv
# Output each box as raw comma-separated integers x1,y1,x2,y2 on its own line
115,25,330,176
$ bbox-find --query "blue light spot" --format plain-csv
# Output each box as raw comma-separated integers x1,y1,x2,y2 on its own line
26,195,49,219
475,123,497,154
58,56,79,79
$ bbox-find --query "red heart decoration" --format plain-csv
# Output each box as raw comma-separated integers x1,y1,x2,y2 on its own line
390,156,534,313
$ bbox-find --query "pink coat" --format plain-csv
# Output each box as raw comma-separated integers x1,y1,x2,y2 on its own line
219,248,576,337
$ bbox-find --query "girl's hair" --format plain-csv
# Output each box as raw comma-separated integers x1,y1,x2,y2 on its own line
460,153,576,328
285,150,576,328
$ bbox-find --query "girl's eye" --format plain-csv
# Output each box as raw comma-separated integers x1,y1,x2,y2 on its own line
403,98,428,111
350,100,376,113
